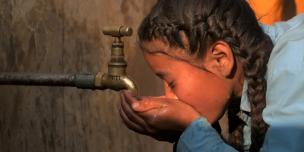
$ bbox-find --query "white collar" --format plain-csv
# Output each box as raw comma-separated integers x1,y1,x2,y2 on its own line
240,80,251,112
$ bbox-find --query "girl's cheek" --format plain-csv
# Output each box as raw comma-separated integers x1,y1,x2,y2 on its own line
172,79,223,118
173,85,205,106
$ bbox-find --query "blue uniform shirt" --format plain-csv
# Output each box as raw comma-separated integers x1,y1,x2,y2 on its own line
177,14,304,152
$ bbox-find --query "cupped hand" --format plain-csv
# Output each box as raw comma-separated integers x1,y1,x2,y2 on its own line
119,90,200,142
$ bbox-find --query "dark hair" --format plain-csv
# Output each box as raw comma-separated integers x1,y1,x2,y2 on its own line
138,0,273,151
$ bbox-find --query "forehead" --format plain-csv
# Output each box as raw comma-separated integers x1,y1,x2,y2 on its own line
141,39,210,74
140,39,202,64
143,49,208,81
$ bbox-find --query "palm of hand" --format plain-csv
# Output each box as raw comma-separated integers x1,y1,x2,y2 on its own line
119,91,200,142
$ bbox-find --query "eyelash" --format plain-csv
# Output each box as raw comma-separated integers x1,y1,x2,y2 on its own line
168,81,175,89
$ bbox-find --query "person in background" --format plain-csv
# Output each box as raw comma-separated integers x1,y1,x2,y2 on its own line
248,0,304,25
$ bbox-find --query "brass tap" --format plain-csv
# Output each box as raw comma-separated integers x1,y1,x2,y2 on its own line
95,26,138,95
0,26,138,96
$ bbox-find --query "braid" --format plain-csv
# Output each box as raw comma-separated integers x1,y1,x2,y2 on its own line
201,1,273,151
242,33,272,152
227,97,245,151
138,0,273,151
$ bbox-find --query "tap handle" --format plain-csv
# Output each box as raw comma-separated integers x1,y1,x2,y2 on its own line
102,26,133,37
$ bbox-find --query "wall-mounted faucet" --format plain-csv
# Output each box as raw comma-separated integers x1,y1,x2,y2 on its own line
0,26,138,96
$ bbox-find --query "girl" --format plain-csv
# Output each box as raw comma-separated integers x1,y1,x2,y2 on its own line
119,0,304,151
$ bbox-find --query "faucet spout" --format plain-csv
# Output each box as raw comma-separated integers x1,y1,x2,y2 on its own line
119,76,138,95
94,73,138,96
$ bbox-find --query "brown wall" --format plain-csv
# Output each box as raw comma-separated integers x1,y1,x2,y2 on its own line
0,0,171,152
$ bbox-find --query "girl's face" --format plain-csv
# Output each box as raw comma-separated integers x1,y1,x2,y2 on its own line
141,39,243,123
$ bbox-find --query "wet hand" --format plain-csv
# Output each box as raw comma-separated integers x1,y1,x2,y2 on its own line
119,91,200,142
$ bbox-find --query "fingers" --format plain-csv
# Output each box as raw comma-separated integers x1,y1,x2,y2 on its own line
122,91,165,112
122,94,168,125
119,101,146,134
120,92,146,125
122,90,138,105
120,92,156,133
133,97,168,113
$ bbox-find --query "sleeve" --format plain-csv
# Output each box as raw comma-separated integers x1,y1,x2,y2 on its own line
176,117,237,152
263,13,304,127
260,13,304,43
261,12,304,152
261,126,304,152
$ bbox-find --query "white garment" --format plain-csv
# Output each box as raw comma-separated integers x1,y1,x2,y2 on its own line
241,14,304,126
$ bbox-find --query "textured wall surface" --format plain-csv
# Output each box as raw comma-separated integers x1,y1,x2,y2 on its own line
0,0,171,152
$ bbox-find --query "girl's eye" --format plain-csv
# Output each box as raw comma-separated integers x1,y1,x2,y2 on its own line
168,81,175,89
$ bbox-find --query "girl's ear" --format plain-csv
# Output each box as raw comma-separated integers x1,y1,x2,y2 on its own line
203,40,235,78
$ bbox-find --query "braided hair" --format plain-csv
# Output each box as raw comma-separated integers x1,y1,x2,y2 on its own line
138,0,273,151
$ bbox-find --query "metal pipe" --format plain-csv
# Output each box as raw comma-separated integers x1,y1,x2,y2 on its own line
0,72,95,88
0,72,137,95
0,73,76,86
